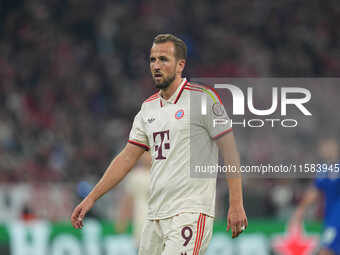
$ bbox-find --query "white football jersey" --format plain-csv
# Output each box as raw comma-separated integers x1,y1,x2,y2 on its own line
129,78,232,219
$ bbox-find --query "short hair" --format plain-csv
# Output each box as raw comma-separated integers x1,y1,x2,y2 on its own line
153,34,187,60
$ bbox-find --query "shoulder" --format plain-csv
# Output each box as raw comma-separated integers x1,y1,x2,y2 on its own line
184,82,223,104
140,92,160,110
143,92,159,104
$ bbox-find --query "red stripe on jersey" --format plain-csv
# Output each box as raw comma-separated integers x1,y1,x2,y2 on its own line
212,128,232,140
144,93,159,102
145,94,159,100
193,214,203,255
174,80,188,104
195,215,206,255
160,99,163,107
187,83,223,104
128,140,150,151
209,86,223,104
184,87,203,92
146,95,158,100
148,92,158,99
186,83,205,89
145,96,159,103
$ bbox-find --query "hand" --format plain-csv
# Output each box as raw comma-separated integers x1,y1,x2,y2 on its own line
226,205,248,238
71,197,95,229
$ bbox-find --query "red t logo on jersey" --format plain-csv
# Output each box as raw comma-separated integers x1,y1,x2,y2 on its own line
153,130,170,160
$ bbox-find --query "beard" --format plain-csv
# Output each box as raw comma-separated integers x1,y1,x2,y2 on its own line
154,74,176,89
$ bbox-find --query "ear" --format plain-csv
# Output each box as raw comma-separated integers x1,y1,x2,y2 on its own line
176,59,186,74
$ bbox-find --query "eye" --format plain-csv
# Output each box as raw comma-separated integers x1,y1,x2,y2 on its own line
150,57,156,63
159,56,168,61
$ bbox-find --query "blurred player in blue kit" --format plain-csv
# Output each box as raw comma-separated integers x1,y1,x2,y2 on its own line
292,138,340,255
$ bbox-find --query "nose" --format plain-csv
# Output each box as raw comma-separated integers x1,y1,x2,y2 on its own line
152,60,161,70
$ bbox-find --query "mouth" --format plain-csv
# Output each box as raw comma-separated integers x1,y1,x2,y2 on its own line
153,73,163,78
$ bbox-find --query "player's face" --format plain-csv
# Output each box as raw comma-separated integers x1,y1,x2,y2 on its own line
150,42,181,89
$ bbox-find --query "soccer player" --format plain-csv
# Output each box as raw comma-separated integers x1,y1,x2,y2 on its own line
71,33,247,254
291,138,340,255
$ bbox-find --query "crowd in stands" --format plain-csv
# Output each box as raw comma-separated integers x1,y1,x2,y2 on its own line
0,0,339,219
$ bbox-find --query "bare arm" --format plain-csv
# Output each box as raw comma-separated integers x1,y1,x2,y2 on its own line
216,131,247,238
71,143,145,229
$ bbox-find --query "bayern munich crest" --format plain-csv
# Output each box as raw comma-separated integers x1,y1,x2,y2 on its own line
212,103,226,116
175,109,184,119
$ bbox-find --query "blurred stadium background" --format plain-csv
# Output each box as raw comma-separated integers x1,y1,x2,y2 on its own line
0,0,340,254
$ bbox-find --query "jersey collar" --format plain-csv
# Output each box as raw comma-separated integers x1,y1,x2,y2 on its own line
160,78,187,105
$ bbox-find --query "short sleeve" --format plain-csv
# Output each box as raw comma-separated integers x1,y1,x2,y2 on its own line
128,110,150,150
203,90,232,139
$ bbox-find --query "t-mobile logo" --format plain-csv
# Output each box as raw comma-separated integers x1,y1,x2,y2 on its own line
153,130,170,160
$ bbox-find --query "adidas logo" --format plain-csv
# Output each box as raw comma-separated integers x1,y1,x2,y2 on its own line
147,117,155,124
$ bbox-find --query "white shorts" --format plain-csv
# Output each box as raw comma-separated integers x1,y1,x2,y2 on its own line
138,213,213,255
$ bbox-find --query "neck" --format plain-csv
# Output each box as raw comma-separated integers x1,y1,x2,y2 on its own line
160,76,183,100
